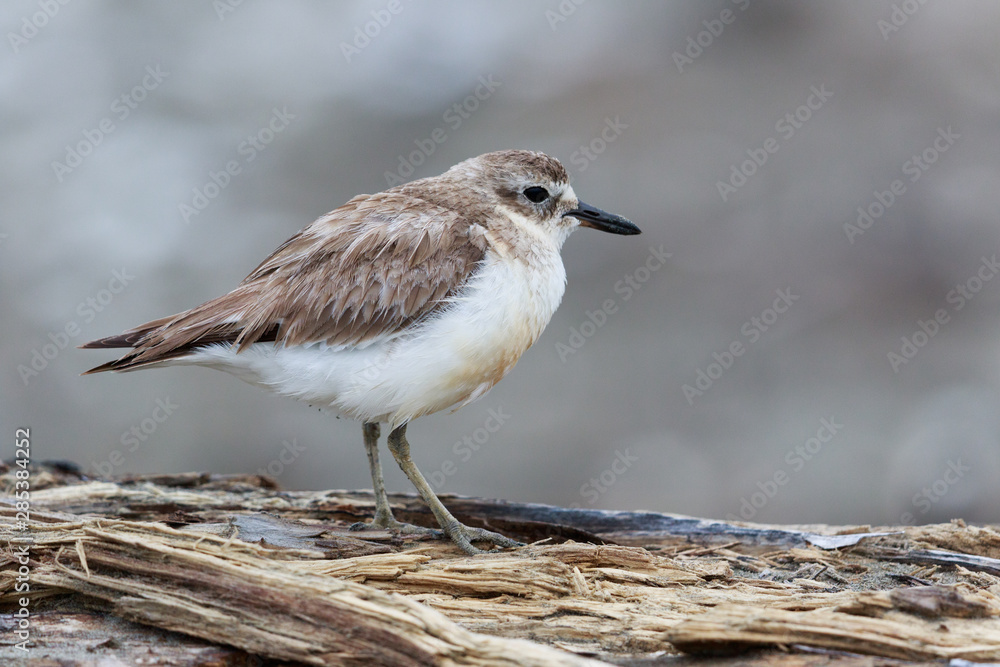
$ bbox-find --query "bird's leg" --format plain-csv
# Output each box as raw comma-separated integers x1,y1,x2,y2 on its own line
386,424,523,555
362,422,395,526
350,422,440,536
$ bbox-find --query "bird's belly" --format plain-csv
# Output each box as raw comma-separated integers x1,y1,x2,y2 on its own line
353,252,566,423
195,252,566,425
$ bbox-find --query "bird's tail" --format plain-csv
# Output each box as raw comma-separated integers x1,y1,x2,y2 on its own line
79,316,179,374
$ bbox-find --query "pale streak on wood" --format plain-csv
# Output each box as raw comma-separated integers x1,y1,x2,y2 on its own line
666,602,1000,661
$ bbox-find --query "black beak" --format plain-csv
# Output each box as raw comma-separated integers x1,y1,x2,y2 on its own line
564,200,641,235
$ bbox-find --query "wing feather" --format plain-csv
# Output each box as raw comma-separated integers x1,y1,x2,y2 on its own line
81,191,488,373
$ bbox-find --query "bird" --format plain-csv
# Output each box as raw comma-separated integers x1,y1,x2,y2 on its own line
81,149,641,554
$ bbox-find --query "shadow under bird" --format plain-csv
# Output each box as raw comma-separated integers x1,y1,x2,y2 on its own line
82,149,641,554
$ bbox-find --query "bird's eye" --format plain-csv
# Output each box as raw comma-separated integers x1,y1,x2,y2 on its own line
523,186,549,203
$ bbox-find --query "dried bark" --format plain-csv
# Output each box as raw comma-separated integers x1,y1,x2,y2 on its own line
2,464,1000,666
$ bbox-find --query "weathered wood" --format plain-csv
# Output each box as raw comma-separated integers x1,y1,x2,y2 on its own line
666,598,1000,661
2,463,1000,665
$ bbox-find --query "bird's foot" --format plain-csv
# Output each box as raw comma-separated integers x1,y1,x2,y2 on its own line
349,514,522,554
442,520,524,555
349,514,442,537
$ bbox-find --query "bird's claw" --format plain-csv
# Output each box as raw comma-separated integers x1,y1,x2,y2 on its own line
444,522,524,555
349,516,443,538
349,516,522,555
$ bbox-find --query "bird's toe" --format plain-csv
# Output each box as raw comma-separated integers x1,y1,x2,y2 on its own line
446,523,523,554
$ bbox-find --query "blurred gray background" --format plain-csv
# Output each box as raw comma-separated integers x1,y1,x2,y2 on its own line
4,1,1000,527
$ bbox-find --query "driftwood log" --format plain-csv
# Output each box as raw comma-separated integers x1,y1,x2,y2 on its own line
2,462,1000,666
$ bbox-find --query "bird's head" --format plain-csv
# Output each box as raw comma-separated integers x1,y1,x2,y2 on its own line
441,150,641,244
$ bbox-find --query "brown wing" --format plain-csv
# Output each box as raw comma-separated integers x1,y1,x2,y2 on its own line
81,191,489,373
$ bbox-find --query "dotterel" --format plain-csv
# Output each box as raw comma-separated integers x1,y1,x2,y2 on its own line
83,149,641,554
